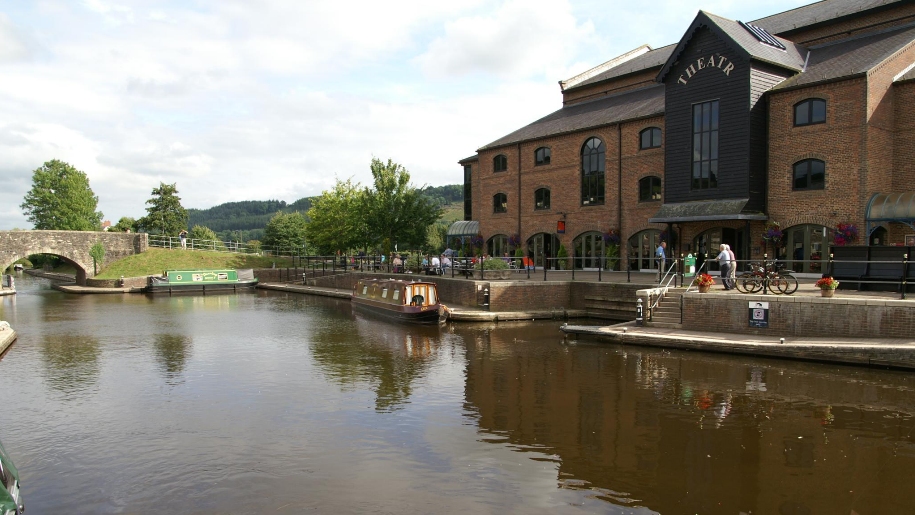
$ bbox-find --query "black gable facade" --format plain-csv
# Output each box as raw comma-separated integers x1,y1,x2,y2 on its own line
653,12,801,223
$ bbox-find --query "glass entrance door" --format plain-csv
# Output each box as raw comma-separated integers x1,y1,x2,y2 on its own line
572,232,604,269
628,230,661,271
787,225,827,273
527,233,559,269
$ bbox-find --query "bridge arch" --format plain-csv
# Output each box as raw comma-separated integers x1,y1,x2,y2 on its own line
0,231,148,285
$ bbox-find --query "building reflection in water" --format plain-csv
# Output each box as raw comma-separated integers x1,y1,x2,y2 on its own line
308,312,443,412
152,333,192,385
456,321,915,513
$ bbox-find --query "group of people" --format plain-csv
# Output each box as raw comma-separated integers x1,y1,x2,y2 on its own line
389,253,453,274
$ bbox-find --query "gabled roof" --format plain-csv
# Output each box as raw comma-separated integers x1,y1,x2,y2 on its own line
458,154,478,164
563,45,676,92
658,11,808,83
774,21,915,90
477,84,665,151
752,0,906,37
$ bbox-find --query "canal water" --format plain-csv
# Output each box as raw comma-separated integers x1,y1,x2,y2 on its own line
1,274,914,513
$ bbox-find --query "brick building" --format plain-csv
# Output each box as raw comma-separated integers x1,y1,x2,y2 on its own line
458,0,915,276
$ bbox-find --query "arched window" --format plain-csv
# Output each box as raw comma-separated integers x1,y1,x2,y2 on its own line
493,193,507,213
572,231,605,270
580,137,605,205
534,188,550,210
534,147,551,166
487,234,509,258
628,230,662,271
794,99,826,126
493,154,508,172
793,159,825,190
639,127,662,149
638,176,662,202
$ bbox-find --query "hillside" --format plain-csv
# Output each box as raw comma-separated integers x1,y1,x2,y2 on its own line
187,184,463,242
95,248,294,279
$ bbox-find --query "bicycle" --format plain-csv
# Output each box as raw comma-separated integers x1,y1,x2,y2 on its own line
736,261,798,295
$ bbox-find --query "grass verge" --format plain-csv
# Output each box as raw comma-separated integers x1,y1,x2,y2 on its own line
95,248,294,279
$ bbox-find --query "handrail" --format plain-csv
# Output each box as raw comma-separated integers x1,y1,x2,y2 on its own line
648,260,680,314
683,259,711,294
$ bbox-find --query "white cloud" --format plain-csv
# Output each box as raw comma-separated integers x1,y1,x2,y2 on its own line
416,0,593,79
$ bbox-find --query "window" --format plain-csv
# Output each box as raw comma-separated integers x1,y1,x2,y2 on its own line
580,137,605,205
535,147,551,165
639,176,662,202
691,100,719,190
639,127,662,149
793,159,825,190
493,154,508,172
794,99,826,126
535,188,550,210
493,193,507,213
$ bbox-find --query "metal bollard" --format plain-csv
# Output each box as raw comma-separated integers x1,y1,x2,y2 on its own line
636,298,643,326
482,287,490,310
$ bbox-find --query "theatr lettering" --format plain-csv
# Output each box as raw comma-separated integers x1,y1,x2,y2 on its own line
677,55,734,85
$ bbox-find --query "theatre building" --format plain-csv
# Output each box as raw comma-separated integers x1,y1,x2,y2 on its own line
458,0,915,275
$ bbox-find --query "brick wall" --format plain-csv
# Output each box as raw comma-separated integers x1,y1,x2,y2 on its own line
682,292,915,338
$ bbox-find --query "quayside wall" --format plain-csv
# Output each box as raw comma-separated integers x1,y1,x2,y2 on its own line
304,272,642,319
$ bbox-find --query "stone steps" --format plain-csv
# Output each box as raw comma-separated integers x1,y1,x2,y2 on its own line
647,287,686,328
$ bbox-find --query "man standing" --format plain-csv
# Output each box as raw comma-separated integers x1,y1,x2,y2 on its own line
656,241,667,276
179,230,188,249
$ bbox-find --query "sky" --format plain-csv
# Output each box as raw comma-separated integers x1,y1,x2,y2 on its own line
0,0,811,230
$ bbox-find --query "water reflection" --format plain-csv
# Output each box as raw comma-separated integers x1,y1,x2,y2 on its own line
459,323,915,513
309,312,443,412
152,333,192,384
40,334,101,396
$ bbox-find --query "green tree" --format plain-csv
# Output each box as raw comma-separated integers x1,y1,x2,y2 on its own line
89,241,105,275
263,212,307,253
305,179,367,255
108,216,137,233
364,158,442,254
189,225,225,250
138,182,188,235
20,159,103,230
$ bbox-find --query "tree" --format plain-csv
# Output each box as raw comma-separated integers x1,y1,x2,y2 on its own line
89,241,105,275
263,212,307,253
189,225,225,250
305,178,368,255
138,182,188,235
20,159,103,230
108,216,137,233
364,158,442,254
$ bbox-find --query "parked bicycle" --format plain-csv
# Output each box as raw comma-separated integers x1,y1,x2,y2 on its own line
736,260,799,295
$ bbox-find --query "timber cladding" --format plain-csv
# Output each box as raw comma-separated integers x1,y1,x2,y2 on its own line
682,293,915,339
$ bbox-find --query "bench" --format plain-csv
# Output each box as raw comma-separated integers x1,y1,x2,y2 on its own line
827,246,868,290
861,246,906,291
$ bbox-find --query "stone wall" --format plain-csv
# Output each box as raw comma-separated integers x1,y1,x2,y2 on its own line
682,292,915,339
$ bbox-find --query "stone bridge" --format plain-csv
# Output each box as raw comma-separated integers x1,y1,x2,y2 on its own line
0,230,148,285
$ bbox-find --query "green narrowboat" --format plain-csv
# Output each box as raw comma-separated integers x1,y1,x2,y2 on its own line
146,269,258,294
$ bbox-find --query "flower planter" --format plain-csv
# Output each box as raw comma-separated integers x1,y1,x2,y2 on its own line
698,284,711,293
470,269,512,280
820,288,835,297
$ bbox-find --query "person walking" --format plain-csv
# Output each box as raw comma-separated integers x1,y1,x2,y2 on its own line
725,244,737,290
656,241,667,278
715,244,732,290
179,230,188,250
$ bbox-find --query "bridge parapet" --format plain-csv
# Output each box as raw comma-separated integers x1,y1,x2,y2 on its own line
0,230,148,285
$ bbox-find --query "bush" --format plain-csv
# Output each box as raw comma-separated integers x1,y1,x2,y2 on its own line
482,258,510,270
405,253,423,271
556,245,568,270
604,244,620,271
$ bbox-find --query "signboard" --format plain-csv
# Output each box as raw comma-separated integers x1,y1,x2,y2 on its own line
557,221,565,234
748,301,769,328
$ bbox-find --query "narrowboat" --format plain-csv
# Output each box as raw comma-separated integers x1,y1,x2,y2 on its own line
0,437,24,515
146,269,258,294
351,278,446,324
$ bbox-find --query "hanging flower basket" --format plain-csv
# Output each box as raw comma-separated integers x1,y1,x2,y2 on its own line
833,223,858,246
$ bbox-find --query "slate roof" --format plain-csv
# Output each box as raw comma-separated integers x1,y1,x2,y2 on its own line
658,11,808,82
458,154,478,164
477,84,665,151
565,45,676,91
774,21,915,89
752,0,905,36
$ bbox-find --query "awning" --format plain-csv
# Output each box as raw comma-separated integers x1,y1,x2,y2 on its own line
446,220,480,237
866,192,915,222
649,199,768,223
